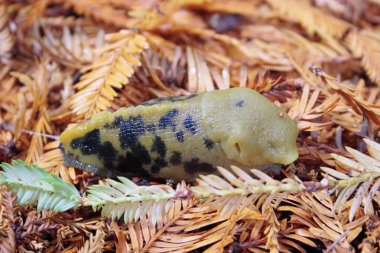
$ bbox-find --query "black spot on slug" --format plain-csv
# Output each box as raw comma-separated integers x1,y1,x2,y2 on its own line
120,152,141,171
70,129,101,155
184,115,197,134
115,156,148,176
98,141,117,167
151,136,167,158
151,157,168,173
132,142,151,164
114,115,145,149
184,93,198,100
170,151,182,165
70,139,80,149
176,131,184,142
184,158,214,174
235,100,245,107
141,94,198,106
117,142,151,174
203,138,215,151
140,97,167,106
159,109,178,131
146,124,157,132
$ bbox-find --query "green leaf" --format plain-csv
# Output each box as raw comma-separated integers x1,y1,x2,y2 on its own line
0,160,81,212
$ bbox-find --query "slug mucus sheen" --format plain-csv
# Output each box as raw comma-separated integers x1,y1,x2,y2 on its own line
59,87,299,181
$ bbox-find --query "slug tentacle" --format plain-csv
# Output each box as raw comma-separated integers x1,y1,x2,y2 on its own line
59,88,298,181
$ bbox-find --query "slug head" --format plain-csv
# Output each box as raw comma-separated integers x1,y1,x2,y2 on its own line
59,111,119,177
202,87,299,167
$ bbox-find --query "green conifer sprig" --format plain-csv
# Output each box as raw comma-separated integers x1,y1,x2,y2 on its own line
0,160,81,212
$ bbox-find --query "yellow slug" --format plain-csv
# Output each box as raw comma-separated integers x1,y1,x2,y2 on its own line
59,87,299,181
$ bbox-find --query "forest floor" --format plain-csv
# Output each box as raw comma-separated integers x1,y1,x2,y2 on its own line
0,0,380,252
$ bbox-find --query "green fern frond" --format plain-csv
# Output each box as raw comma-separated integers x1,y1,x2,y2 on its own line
0,160,81,212
84,177,177,225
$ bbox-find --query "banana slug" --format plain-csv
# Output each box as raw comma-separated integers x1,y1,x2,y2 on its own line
59,87,299,181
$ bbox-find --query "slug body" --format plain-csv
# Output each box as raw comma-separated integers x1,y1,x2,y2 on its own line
59,88,298,181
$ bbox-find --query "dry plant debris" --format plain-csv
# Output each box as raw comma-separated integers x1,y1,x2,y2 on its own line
0,0,380,252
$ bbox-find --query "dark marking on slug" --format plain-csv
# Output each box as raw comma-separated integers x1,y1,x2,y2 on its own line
141,94,198,106
114,115,146,149
185,93,198,100
146,124,157,132
114,156,149,177
151,157,168,173
98,141,117,166
170,151,182,165
184,115,197,134
90,115,155,175
235,100,245,107
71,130,118,166
184,158,214,174
151,136,167,158
70,129,101,155
132,142,151,164
159,109,178,131
118,143,151,173
176,131,184,142
203,138,215,151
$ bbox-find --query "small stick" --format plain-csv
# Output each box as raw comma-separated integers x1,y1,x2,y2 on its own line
1,123,59,141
